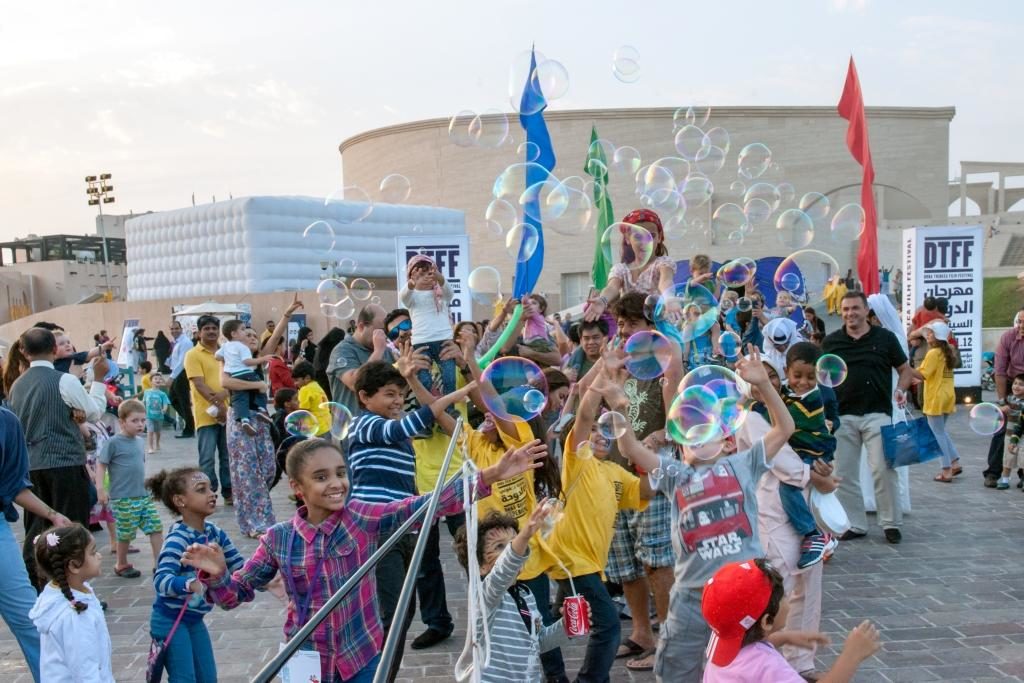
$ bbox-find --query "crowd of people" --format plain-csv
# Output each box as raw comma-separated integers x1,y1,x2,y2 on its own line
0,208,1008,683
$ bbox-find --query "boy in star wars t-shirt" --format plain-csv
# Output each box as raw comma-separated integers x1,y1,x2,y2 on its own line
592,347,795,683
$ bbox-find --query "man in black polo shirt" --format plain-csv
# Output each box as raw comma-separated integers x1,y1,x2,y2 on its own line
823,291,915,544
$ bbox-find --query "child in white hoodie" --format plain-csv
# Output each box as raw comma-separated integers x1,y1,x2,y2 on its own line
29,523,113,682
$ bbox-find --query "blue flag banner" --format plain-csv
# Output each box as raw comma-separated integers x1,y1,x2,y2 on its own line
513,48,557,298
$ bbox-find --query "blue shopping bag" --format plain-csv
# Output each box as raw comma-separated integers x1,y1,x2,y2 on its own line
881,410,943,468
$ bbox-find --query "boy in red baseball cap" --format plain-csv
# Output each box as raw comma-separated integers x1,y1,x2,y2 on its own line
701,558,879,682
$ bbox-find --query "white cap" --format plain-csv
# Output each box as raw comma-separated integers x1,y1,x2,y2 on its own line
927,320,950,341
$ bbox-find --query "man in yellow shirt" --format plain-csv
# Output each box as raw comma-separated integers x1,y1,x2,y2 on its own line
184,315,265,505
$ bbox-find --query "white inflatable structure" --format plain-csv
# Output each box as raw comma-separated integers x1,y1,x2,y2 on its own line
125,196,465,301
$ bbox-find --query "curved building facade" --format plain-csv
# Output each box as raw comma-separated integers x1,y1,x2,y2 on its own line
341,106,954,311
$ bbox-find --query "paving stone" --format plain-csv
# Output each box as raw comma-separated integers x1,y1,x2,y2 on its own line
0,407,1021,681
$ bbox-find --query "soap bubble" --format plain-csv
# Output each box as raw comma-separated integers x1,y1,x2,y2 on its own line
506,223,540,262
969,403,1006,436
370,295,382,305
636,163,677,202
316,278,348,307
320,402,353,440
649,462,683,484
468,266,501,306
548,185,594,236
508,49,547,114
775,209,815,249
815,354,848,388
719,331,742,361
324,185,373,222
518,141,541,162
729,180,746,196
830,203,865,242
743,198,773,226
348,278,373,301
598,411,629,440
332,299,356,319
736,297,753,313
588,138,616,168
680,174,714,208
611,45,641,83
745,183,781,213
485,198,518,234
737,143,772,180
674,125,706,161
448,110,478,147
522,389,547,414
520,177,568,223
650,157,691,186
674,104,711,128
726,230,745,247
669,365,748,447
539,498,564,537
717,258,757,288
303,221,336,253
284,410,320,438
799,192,831,224
529,59,570,102
337,258,357,275
777,182,796,205
695,145,726,176
471,109,510,148
611,146,642,176
656,283,718,344
601,222,654,271
479,357,549,421
712,203,748,236
702,126,731,155
493,162,557,202
772,250,840,309
624,330,673,380
378,174,411,203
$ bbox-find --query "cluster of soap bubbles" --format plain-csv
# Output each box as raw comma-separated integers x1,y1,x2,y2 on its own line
668,365,749,457
448,109,511,149
316,276,374,319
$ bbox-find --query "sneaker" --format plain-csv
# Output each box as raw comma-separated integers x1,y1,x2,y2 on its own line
797,533,832,569
410,628,452,650
997,477,1010,490
241,418,257,436
822,534,839,561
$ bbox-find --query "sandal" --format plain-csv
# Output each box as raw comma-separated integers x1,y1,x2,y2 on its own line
800,671,824,682
933,473,953,483
110,545,140,555
114,564,141,578
951,462,963,476
625,649,657,672
615,638,646,659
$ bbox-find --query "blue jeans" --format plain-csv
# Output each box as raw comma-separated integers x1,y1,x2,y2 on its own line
414,341,456,399
556,573,619,683
523,574,568,682
197,425,231,495
0,521,40,681
927,414,961,468
779,454,832,537
343,653,380,683
228,370,267,421
150,609,216,683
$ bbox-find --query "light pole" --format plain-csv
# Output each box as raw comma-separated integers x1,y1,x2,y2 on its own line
85,173,115,297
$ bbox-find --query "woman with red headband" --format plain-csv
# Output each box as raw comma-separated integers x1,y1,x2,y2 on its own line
584,209,676,322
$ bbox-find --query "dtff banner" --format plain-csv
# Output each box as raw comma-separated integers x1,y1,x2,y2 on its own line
394,234,471,323
901,225,983,387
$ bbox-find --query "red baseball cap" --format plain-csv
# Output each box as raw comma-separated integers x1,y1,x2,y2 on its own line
701,560,774,667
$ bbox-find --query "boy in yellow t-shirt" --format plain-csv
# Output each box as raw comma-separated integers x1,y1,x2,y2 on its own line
534,382,654,683
290,360,330,436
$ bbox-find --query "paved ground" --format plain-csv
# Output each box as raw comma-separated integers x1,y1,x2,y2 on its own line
2,405,1023,682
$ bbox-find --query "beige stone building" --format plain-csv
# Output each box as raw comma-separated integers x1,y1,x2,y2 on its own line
340,106,954,312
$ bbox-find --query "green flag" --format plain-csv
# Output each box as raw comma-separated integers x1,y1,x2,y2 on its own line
585,125,614,290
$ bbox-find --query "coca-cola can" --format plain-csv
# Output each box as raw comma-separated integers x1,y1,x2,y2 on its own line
563,594,591,637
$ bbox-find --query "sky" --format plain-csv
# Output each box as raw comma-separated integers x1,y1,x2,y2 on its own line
0,0,1021,240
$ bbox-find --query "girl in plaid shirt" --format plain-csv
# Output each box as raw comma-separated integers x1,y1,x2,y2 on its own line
183,437,547,682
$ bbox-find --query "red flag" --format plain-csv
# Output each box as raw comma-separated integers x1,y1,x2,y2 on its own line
837,57,879,295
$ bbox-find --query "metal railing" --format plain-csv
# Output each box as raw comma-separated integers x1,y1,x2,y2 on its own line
252,418,464,683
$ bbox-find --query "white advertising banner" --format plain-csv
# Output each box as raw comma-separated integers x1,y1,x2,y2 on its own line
394,234,471,324
901,225,983,387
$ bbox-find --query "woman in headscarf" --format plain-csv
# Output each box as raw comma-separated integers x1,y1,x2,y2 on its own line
152,330,172,374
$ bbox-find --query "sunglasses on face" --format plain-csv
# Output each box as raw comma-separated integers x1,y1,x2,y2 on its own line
387,320,412,340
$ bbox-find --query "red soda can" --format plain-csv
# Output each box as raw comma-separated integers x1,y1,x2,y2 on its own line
563,594,591,637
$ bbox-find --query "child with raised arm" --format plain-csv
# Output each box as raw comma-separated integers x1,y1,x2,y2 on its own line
702,558,880,682
182,438,544,683
215,319,273,436
594,345,795,683
400,254,457,398
452,507,582,682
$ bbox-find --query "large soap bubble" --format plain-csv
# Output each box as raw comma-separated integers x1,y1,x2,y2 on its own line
624,331,673,380
479,357,549,421
772,250,840,310
285,410,320,438
321,402,353,440
468,266,501,306
601,222,655,271
506,223,540,262
737,143,772,180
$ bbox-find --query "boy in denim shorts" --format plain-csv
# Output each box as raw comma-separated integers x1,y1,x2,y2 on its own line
96,399,164,578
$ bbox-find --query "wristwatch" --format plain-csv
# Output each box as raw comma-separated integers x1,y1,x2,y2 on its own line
998,398,1008,407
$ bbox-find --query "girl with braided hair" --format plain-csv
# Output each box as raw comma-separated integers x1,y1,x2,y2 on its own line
28,523,113,681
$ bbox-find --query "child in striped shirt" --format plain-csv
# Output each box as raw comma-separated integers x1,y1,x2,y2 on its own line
452,508,577,682
146,466,244,682
779,342,838,570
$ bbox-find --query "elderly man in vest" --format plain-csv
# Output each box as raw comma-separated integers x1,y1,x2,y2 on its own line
8,327,109,588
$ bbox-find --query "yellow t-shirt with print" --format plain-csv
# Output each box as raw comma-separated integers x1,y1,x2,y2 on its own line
919,347,955,416
413,369,471,494
541,427,647,581
297,381,330,436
